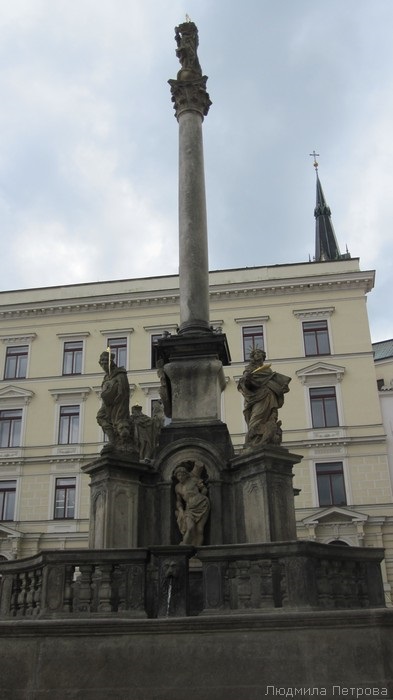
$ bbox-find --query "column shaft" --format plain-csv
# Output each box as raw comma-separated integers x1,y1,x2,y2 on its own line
178,110,210,333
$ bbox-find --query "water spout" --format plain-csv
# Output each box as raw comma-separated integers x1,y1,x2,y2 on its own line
166,577,173,617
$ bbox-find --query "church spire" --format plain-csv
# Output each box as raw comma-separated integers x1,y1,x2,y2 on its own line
310,152,345,262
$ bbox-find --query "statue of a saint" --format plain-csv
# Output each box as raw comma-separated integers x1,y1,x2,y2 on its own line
237,348,291,450
151,401,165,451
131,405,154,462
174,21,202,79
156,359,172,418
174,461,210,546
96,351,134,454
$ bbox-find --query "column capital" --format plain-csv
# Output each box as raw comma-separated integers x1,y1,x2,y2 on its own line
168,76,212,120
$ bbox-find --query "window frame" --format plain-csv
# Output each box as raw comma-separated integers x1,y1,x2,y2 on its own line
58,405,80,445
107,336,127,369
315,461,347,507
0,408,23,448
303,319,331,357
53,477,76,520
242,325,264,362
151,334,162,369
309,386,339,428
62,341,83,376
0,480,17,521
4,345,29,380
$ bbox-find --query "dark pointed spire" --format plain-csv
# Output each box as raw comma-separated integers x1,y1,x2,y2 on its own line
309,152,344,261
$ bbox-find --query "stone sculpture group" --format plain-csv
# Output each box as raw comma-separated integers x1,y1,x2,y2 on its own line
96,351,163,461
96,343,291,545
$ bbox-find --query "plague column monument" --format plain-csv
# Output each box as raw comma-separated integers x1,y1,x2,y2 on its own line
0,19,390,699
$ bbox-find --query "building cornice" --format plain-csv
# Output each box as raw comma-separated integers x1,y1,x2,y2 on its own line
0,269,375,320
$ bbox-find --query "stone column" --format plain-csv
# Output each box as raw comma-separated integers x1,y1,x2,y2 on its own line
157,21,232,458
169,20,212,335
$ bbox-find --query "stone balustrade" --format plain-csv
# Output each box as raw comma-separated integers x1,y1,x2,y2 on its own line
197,541,386,613
0,549,149,619
0,541,386,620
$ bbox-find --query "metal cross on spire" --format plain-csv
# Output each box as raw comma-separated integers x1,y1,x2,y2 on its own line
309,150,320,172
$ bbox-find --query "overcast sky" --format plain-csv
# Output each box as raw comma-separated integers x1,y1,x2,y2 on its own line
1,1,392,342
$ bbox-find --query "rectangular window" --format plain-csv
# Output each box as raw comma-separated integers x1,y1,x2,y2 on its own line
310,387,339,428
0,409,22,448
303,320,330,356
316,462,347,507
4,345,28,380
54,477,76,519
107,337,127,368
0,480,16,521
242,326,264,361
58,405,80,444
62,341,83,375
151,334,161,369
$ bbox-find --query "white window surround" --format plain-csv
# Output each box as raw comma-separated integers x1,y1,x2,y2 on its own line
296,362,345,386
57,332,90,375
309,458,352,509
139,381,161,397
51,398,84,454
100,328,134,336
302,506,366,545
0,386,35,406
0,386,34,457
293,307,335,320
235,316,270,361
293,307,335,356
48,473,80,521
0,477,20,522
0,333,37,345
296,362,346,435
56,333,90,340
48,387,91,403
0,334,37,380
143,324,178,334
100,329,134,371
234,316,270,325
92,383,136,400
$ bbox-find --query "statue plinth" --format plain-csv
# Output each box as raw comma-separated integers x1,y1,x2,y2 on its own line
156,333,233,460
82,453,157,549
229,446,302,543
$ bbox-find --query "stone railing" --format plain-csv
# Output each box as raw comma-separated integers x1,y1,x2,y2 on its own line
0,549,149,619
0,541,386,619
197,541,386,614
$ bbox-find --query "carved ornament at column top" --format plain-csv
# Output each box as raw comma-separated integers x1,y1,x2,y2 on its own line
169,76,211,119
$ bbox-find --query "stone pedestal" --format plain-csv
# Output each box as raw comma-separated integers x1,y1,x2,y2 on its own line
229,446,302,543
156,333,233,460
82,453,155,549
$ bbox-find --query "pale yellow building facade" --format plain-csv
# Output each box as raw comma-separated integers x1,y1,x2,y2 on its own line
1,257,392,600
